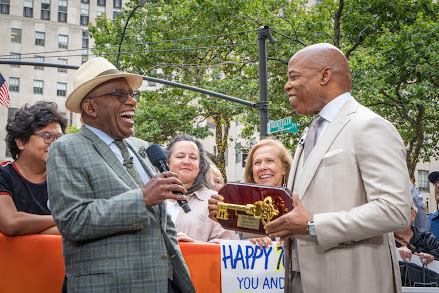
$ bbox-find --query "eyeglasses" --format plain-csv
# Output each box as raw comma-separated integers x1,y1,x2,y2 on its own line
33,132,63,144
88,88,141,103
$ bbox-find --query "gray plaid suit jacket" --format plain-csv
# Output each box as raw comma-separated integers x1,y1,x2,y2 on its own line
47,126,196,293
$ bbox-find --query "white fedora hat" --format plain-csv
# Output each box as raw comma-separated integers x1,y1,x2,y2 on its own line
66,57,143,113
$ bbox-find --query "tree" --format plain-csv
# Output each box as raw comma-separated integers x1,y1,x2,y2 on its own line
90,0,439,182
90,0,330,181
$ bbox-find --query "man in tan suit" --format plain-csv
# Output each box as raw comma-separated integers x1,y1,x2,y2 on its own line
264,43,412,293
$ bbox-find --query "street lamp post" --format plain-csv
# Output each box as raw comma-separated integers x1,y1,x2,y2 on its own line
257,26,275,138
115,0,149,69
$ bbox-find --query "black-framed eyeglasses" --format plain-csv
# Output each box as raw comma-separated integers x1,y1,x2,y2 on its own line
88,88,141,103
33,131,63,144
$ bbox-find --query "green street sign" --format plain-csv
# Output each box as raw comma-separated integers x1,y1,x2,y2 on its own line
268,117,298,134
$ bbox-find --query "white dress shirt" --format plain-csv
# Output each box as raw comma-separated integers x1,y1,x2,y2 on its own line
85,125,150,185
315,92,351,142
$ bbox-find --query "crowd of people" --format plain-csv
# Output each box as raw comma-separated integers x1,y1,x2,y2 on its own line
1,43,439,292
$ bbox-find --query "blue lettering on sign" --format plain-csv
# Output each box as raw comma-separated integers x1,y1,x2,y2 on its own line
263,246,272,269
222,245,234,269
237,277,259,289
262,277,284,289
245,245,254,269
251,245,264,269
222,244,273,270
234,245,245,269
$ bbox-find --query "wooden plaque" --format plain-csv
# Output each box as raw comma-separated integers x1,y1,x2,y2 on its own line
216,182,293,235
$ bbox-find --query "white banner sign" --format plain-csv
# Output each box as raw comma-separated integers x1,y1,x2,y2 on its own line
221,240,285,293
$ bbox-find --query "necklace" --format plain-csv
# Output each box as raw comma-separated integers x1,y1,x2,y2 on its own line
394,235,420,253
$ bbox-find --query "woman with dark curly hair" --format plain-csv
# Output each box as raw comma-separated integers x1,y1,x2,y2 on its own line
165,134,238,243
0,101,67,236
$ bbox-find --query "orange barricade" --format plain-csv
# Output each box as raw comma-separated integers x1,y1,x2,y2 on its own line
0,233,221,293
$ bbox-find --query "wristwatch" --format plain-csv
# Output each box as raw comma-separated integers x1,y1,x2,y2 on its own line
307,217,316,237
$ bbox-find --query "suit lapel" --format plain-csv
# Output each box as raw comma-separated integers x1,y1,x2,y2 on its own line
125,139,157,179
80,127,138,190
296,98,359,200
287,130,306,191
124,138,164,221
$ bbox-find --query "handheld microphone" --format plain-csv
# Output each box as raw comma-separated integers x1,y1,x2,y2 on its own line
145,144,191,213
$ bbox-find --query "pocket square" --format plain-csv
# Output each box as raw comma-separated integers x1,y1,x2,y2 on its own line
323,149,344,158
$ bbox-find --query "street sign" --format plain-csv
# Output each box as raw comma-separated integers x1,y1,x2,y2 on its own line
268,117,298,134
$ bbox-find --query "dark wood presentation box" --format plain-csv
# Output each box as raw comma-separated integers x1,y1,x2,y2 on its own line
216,182,293,235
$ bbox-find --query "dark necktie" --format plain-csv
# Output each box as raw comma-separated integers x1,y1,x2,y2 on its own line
113,140,144,188
303,115,325,164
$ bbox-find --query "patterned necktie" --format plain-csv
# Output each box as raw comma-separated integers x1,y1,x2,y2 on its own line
114,140,170,277
113,140,144,188
303,115,325,164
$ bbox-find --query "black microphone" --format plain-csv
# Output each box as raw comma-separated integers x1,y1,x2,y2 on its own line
146,144,191,213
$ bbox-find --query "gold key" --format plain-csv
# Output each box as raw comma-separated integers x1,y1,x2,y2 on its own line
217,196,279,225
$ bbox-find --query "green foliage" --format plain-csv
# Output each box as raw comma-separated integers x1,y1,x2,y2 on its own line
89,0,439,181
65,124,81,134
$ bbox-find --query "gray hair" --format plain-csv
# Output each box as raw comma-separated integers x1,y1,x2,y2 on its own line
164,134,209,194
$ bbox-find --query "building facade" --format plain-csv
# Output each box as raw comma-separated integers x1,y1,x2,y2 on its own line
0,0,129,159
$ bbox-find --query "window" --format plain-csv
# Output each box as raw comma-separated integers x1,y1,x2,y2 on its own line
96,5,105,17
97,0,105,6
34,55,44,70
418,170,430,192
58,0,67,22
33,80,43,95
57,82,67,97
0,0,10,14
113,0,121,8
10,53,21,67
58,58,67,73
113,8,121,20
35,31,45,46
80,3,89,25
23,0,33,17
81,49,88,64
82,37,89,48
58,34,68,49
11,28,22,43
235,142,242,164
9,77,19,92
236,117,240,126
41,0,50,19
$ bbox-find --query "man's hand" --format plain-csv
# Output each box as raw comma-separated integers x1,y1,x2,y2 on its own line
415,252,435,265
397,246,413,262
208,193,224,222
177,232,197,243
142,172,187,207
264,192,312,239
250,237,273,249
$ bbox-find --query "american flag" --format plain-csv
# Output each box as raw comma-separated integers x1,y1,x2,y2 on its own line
0,73,10,108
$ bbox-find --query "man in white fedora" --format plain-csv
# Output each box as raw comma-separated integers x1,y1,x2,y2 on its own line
47,57,196,293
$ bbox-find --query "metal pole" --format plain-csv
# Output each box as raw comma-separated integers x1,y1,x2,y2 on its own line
0,60,257,108
257,26,270,138
116,0,148,69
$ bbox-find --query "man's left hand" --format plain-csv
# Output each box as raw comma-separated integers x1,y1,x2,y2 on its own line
264,192,312,239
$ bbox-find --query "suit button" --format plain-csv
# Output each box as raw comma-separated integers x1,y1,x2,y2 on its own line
161,254,167,261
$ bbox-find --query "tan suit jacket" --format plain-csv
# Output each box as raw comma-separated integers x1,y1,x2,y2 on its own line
287,97,411,293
